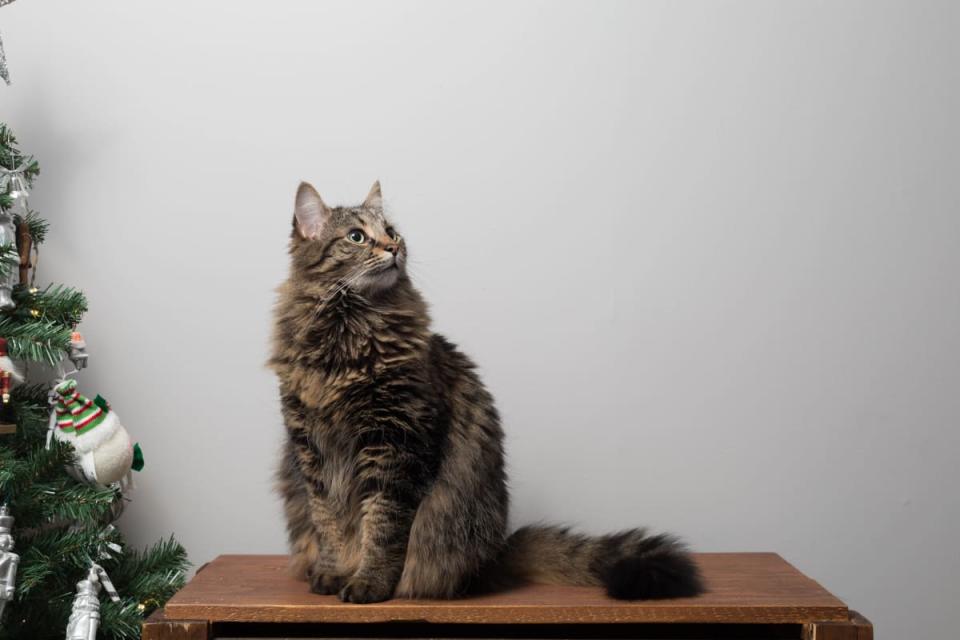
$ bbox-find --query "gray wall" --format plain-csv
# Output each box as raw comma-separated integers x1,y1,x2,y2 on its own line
4,1,958,638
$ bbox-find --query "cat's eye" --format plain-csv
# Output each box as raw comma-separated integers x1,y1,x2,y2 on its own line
386,227,400,241
346,229,367,244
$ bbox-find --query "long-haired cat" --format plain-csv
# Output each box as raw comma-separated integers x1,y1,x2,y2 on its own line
270,181,702,603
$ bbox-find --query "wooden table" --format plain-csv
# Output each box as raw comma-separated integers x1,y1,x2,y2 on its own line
143,553,872,639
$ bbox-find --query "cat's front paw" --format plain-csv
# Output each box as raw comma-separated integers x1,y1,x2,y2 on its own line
309,573,347,596
338,576,394,604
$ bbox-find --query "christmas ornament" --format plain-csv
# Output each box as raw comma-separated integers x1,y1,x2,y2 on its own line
0,0,19,85
0,505,19,620
0,166,28,200
0,207,17,310
0,337,21,434
64,563,120,640
53,379,135,488
0,147,32,300
16,217,33,286
69,331,89,370
0,31,8,86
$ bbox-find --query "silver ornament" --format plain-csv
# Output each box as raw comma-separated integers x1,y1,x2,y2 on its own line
69,333,89,370
0,207,17,310
0,0,15,85
0,31,9,86
65,563,120,640
0,158,30,310
0,505,19,620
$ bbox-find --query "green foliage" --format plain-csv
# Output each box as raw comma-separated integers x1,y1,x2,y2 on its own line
0,316,73,365
8,284,89,327
0,123,189,639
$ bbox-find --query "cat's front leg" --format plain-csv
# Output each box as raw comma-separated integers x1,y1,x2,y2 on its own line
305,491,351,595
338,489,417,604
280,429,350,595
339,431,430,603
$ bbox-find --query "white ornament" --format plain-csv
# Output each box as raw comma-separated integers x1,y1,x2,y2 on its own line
74,410,134,488
52,380,135,489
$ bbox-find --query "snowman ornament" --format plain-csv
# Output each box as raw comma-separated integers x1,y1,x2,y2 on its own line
52,379,135,488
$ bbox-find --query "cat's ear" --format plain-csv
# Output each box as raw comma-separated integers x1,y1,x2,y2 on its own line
294,181,330,239
363,180,382,211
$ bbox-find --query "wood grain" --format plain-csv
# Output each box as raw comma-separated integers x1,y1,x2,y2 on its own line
141,610,209,640
163,553,849,625
804,611,873,640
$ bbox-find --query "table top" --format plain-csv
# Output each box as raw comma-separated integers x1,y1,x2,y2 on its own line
163,552,848,625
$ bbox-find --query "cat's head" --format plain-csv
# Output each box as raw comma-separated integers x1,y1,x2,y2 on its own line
289,180,406,293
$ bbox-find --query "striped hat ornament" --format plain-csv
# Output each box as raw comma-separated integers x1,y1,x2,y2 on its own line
52,379,135,488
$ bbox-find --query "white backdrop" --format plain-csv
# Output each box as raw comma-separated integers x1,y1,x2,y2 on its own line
3,2,959,638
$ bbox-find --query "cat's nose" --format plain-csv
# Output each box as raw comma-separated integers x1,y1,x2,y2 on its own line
383,243,399,255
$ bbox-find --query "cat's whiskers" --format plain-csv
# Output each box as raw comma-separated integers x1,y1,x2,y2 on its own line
310,256,382,317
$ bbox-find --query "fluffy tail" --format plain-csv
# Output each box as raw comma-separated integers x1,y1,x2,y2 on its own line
478,525,703,600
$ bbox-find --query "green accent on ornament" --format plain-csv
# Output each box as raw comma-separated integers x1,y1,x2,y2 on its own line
132,443,145,472
94,394,110,413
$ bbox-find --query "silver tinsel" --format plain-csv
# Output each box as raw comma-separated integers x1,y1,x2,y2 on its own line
0,31,9,86
0,0,18,86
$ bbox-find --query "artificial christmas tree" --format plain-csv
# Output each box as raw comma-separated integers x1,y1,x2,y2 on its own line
0,124,188,639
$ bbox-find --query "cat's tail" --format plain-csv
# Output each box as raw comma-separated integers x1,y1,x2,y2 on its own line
476,525,703,600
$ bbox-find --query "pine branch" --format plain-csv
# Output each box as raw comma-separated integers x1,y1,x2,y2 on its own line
26,479,118,526
11,381,49,405
4,394,51,447
0,442,70,501
0,316,72,364
111,536,190,585
0,447,27,493
0,124,40,180
109,536,189,629
7,283,88,326
99,600,144,640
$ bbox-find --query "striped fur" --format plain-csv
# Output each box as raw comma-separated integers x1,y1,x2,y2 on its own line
270,182,703,603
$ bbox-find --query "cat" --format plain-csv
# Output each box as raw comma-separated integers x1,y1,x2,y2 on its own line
270,181,702,604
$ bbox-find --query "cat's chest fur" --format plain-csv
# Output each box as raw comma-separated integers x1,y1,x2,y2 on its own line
273,290,436,511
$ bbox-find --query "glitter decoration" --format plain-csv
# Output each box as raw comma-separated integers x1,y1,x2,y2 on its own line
0,0,20,85
0,32,9,85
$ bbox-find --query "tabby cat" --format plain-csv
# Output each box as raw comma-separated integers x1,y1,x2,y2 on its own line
270,181,702,603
